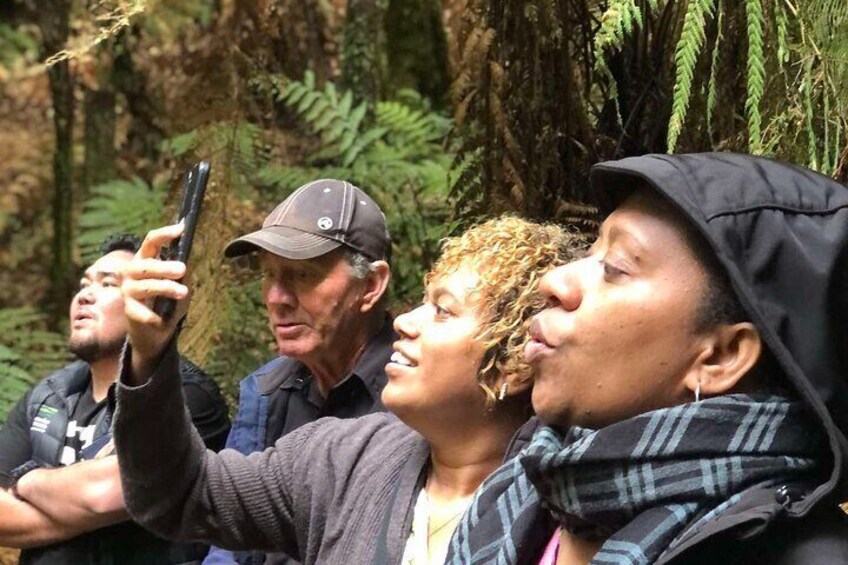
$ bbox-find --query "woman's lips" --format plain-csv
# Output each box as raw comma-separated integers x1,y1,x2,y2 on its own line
388,343,418,368
389,350,416,367
524,318,554,363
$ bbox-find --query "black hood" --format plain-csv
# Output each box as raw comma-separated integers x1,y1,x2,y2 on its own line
589,152,848,512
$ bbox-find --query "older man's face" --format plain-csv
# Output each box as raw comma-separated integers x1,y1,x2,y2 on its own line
259,249,369,367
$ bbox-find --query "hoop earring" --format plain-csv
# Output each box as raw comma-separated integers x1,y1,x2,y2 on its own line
695,380,701,403
498,383,508,401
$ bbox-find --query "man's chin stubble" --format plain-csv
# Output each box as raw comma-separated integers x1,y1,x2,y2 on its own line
69,336,125,364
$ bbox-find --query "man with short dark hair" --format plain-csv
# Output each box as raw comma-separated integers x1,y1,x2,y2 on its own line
0,235,230,564
201,179,396,565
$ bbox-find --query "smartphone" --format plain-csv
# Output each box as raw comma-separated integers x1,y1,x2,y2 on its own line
153,160,210,321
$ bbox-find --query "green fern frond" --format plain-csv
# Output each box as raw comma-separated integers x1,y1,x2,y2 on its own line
262,72,456,306
376,101,451,157
78,177,168,262
255,165,319,191
667,0,716,152
775,0,790,71
161,130,198,157
592,0,662,120
161,121,264,200
0,307,69,420
745,0,766,154
803,58,819,170
706,0,724,138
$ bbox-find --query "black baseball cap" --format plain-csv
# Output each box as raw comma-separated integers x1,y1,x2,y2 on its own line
224,179,391,262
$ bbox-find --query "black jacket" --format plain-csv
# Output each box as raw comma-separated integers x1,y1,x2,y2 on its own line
1,357,231,565
589,153,848,563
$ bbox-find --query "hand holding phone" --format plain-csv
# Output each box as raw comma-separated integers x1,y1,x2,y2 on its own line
152,161,210,321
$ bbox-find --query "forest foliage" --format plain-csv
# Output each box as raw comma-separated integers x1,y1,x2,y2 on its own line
0,0,846,416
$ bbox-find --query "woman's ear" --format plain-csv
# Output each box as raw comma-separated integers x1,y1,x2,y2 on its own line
685,322,762,399
360,260,390,313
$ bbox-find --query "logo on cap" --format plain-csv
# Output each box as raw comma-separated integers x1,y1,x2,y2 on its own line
317,217,334,230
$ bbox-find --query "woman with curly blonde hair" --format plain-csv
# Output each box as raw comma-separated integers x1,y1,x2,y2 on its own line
112,216,585,565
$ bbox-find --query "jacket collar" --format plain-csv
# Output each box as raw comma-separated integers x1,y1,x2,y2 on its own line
655,484,804,563
258,314,396,400
45,360,93,398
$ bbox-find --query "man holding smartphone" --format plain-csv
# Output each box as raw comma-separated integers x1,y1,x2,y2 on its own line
0,235,231,565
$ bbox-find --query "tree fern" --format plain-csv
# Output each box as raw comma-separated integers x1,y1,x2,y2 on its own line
277,71,380,166
668,0,717,152
0,308,69,420
258,71,455,306
745,0,766,154
161,121,264,198
78,177,167,262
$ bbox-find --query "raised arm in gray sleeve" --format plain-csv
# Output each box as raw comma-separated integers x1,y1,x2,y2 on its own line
113,342,303,556
113,341,413,563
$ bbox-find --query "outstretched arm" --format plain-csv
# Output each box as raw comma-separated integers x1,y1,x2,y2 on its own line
115,223,302,554
14,456,128,528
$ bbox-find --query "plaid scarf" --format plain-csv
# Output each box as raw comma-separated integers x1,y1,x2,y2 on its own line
447,395,821,565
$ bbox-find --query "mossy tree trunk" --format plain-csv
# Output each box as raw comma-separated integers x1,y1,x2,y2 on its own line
111,26,163,185
340,0,388,107
36,0,75,328
82,41,117,195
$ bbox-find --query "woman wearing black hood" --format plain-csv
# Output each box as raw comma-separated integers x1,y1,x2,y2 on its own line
448,153,848,565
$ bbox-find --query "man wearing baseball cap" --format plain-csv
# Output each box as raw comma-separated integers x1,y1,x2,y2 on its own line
205,179,395,565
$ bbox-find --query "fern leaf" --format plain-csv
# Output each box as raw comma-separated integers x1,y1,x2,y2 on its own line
323,118,349,145
339,91,354,118
0,307,69,419
341,127,388,167
670,0,716,148
668,0,716,152
706,0,724,138
803,57,819,170
304,98,331,124
283,81,309,106
593,0,663,120
745,0,766,154
78,178,167,261
347,102,368,135
162,130,198,156
335,129,359,159
297,90,323,114
313,105,340,131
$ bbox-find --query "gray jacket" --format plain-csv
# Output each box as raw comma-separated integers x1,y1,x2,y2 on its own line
115,344,430,565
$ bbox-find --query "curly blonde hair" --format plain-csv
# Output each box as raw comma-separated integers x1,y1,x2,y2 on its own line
425,216,587,407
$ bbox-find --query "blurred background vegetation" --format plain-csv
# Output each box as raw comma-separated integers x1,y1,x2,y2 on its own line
0,0,846,435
